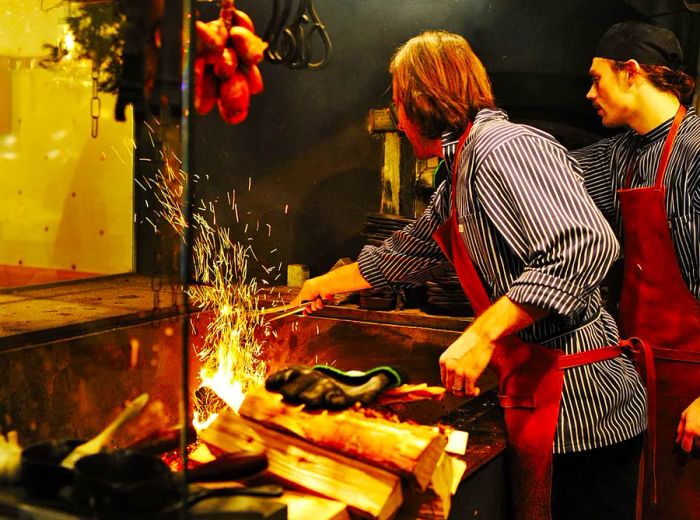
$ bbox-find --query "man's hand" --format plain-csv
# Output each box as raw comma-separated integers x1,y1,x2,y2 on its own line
290,277,333,313
439,328,496,396
676,396,700,455
289,262,372,313
438,296,548,397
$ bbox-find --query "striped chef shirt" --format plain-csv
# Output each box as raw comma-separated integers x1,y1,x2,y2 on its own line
358,108,647,454
572,106,700,300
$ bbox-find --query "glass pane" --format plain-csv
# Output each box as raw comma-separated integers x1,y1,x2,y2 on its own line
0,0,134,289
0,0,192,516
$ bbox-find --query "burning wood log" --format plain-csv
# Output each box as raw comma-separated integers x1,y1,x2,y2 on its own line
237,387,448,491
199,409,403,520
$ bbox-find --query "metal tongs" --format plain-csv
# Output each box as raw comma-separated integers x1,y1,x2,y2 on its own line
257,303,308,321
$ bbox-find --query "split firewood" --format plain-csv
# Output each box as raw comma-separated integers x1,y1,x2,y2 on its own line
199,409,403,520
238,386,447,490
399,453,466,520
275,491,350,520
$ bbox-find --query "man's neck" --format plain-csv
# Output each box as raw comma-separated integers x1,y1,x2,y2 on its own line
628,89,681,135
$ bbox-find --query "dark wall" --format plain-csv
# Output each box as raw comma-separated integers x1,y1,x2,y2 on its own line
187,0,699,282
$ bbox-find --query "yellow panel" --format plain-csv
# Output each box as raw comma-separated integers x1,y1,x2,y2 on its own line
0,64,9,134
0,1,134,277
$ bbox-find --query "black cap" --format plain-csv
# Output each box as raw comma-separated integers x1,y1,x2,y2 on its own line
595,21,684,69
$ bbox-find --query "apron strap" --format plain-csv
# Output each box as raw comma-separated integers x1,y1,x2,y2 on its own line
623,105,686,189
556,345,623,369
627,336,659,512
557,337,657,512
449,124,473,210
448,123,494,313
652,346,700,364
655,105,686,189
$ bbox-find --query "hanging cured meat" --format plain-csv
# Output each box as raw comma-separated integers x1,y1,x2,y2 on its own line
218,71,250,125
194,0,267,123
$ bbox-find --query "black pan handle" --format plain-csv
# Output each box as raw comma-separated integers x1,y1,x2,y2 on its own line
186,483,284,508
185,451,268,482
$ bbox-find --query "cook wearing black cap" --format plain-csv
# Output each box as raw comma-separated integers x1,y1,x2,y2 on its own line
573,20,700,520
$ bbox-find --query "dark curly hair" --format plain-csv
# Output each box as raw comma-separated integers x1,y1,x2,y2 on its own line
613,61,696,104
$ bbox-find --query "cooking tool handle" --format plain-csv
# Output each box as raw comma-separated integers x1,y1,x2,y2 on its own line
267,305,307,321
186,484,284,508
125,424,197,455
257,303,305,316
61,393,150,469
260,296,338,320
182,451,268,482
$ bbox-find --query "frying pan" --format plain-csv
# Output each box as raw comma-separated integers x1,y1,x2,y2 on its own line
73,450,279,516
20,439,85,499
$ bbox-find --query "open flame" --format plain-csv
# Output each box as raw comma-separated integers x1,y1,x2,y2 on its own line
150,134,281,432
188,214,270,429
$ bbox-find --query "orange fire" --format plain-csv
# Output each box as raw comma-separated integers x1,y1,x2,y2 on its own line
151,134,276,430
188,214,270,429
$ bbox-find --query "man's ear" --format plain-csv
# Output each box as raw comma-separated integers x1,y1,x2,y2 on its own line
622,59,643,84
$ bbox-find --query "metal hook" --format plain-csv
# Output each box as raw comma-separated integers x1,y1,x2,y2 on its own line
263,0,331,70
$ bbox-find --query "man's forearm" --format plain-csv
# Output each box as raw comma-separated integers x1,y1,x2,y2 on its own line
317,262,372,295
468,295,549,342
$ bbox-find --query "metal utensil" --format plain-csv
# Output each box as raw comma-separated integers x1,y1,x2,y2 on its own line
61,393,150,469
257,304,307,321
284,0,332,69
262,0,331,69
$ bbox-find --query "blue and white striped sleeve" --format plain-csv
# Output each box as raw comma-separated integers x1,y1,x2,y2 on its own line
690,153,700,213
571,137,619,228
357,180,451,292
477,135,620,318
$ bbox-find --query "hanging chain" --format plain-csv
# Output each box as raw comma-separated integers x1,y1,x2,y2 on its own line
151,231,164,326
170,239,181,322
90,62,101,138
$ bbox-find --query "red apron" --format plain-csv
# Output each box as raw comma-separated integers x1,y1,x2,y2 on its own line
433,126,645,519
617,105,700,520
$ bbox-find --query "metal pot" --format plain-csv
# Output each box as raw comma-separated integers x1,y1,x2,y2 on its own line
73,450,174,512
20,439,84,499
73,450,280,516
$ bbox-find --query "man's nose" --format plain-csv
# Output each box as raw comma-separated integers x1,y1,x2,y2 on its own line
586,85,596,101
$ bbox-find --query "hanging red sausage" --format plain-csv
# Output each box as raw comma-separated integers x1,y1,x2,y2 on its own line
193,0,266,124
193,57,218,115
218,71,250,125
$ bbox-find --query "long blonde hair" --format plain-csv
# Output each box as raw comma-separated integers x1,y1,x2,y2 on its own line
390,30,496,138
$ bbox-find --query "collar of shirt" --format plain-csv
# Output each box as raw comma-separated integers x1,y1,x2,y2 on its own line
441,108,510,170
473,107,509,125
637,105,696,147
